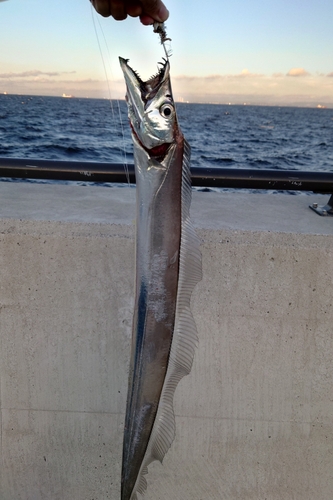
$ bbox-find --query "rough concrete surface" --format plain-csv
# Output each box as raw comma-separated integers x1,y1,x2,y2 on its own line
0,183,332,499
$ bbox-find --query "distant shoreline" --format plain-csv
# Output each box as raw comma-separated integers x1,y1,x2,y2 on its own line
0,93,332,109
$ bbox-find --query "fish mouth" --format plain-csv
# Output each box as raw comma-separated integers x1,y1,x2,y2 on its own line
119,56,169,104
119,56,175,156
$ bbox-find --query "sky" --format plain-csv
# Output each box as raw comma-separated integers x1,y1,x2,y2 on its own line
1,0,333,106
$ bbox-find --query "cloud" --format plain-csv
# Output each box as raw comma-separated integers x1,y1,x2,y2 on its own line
0,70,76,79
169,70,333,106
0,75,126,99
211,69,264,79
174,70,263,86
287,68,310,77
235,69,263,78
28,77,101,84
1,67,332,105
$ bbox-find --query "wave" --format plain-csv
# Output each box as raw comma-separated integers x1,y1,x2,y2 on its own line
0,96,332,176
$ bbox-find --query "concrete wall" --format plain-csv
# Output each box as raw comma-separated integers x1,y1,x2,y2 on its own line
0,183,332,500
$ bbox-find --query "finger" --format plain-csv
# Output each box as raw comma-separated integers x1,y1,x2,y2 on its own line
141,0,169,22
110,0,127,20
91,0,111,17
125,0,142,18
140,14,155,25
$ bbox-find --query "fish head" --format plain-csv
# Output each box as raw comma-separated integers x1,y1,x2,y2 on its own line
119,57,180,157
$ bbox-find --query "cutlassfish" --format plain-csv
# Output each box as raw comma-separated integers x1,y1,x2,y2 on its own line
119,28,201,499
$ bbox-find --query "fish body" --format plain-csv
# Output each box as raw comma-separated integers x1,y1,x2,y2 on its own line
120,56,201,500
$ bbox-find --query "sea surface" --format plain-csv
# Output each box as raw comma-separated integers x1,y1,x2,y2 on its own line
0,94,332,190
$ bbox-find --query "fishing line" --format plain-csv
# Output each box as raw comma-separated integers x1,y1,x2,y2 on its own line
94,19,130,184
90,5,130,185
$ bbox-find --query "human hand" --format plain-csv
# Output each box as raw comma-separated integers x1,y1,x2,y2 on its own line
90,0,169,25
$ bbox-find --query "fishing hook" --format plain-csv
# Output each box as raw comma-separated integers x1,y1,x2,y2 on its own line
153,22,172,61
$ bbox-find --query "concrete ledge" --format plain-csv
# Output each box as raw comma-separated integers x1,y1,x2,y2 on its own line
0,183,332,499
0,182,331,234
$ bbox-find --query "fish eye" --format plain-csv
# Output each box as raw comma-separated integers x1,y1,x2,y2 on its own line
159,103,173,118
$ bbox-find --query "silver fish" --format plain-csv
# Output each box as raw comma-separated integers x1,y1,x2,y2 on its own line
119,55,201,500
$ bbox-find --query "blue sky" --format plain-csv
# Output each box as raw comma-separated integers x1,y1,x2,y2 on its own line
1,0,333,105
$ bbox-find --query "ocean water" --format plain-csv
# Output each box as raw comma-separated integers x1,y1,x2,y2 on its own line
0,94,332,178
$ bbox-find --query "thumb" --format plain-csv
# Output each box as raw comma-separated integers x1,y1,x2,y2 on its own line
141,0,169,22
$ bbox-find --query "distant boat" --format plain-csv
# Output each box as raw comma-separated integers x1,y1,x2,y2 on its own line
62,93,75,98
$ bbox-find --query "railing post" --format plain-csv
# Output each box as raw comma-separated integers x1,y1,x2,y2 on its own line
310,194,333,216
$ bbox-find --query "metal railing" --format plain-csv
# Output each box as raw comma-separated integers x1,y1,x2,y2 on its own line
0,157,332,215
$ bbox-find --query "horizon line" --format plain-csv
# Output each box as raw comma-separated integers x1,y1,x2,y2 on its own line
1,92,333,109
